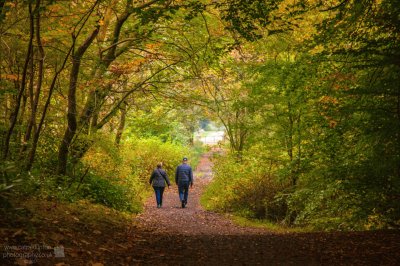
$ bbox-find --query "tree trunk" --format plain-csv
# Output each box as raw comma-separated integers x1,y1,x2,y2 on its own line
26,71,60,171
115,102,127,145
57,27,100,175
25,45,74,171
0,0,6,23
3,2,34,159
26,1,100,171
22,0,44,154
19,50,35,156
17,88,28,147
287,101,297,187
79,1,133,132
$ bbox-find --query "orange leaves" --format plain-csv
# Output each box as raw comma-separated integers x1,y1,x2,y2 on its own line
325,116,338,128
145,43,161,50
319,96,339,128
322,73,356,89
0,74,18,81
47,4,62,13
109,59,147,75
319,95,338,105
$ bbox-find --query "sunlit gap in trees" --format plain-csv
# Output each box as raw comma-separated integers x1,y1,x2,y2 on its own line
194,119,225,146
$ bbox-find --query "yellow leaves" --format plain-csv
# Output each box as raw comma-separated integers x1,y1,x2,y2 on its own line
365,212,386,230
273,0,328,43
81,135,144,181
82,146,122,179
310,44,324,55
5,2,16,8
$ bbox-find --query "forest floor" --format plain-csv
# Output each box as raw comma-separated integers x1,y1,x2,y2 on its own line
1,150,400,265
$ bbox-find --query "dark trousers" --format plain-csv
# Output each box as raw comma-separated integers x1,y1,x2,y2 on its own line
178,181,189,203
153,186,165,206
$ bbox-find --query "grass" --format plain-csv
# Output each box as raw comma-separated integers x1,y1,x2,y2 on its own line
1,196,134,234
200,194,311,234
225,214,313,234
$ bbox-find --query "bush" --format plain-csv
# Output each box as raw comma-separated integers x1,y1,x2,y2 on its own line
201,152,288,220
79,135,202,211
80,174,142,213
124,137,200,184
287,170,400,231
6,133,203,214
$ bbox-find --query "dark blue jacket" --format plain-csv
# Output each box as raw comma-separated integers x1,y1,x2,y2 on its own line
149,168,170,187
175,163,193,185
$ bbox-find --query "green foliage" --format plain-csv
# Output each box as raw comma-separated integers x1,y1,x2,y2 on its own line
10,134,203,213
126,107,193,145
202,19,400,230
0,160,23,217
215,0,283,41
201,151,288,220
0,161,22,193
125,136,200,184
80,173,142,213
80,134,191,210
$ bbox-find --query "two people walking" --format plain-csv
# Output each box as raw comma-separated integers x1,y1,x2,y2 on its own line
149,157,194,208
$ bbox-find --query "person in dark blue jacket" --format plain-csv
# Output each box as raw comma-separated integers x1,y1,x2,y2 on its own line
175,157,193,208
149,162,170,208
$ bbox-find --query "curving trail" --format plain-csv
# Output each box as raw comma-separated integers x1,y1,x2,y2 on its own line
135,150,268,236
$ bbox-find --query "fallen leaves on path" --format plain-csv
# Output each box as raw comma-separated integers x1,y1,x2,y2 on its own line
131,150,400,265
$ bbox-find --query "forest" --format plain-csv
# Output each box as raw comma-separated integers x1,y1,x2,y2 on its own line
1,0,399,242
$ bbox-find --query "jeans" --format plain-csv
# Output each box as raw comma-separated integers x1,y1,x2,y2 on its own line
178,181,190,203
153,186,165,206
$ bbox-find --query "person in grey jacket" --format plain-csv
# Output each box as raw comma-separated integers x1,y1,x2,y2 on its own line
175,157,193,208
149,162,171,208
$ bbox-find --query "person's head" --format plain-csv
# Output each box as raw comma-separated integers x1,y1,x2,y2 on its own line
157,162,163,168
182,157,188,164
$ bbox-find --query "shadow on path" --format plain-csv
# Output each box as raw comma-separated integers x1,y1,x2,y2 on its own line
129,150,400,265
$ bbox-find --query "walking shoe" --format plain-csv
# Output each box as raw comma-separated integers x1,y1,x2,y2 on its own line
157,204,161,208
181,200,185,208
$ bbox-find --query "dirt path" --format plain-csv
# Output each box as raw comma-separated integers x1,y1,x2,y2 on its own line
126,151,400,265
135,149,266,236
